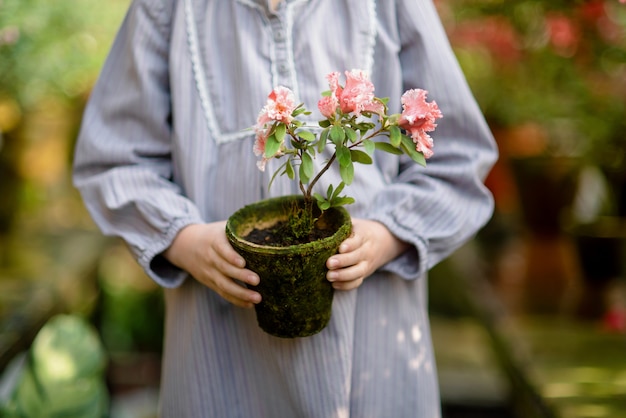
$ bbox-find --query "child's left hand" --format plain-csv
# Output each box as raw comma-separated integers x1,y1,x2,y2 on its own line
326,219,410,290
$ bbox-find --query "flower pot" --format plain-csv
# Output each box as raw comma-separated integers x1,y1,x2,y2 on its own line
510,156,581,236
225,195,352,338
567,217,626,318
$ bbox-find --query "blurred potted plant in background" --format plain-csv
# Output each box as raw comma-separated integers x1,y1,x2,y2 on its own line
442,0,625,230
439,0,626,313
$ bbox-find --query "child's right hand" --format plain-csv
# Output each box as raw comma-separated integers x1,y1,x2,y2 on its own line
163,222,262,308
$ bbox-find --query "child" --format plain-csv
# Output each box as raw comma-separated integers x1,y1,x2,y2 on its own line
73,1,497,416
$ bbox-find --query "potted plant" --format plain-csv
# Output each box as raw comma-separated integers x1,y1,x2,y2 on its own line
226,70,442,338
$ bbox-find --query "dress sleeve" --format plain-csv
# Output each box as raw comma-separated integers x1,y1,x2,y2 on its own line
73,0,201,288
366,0,499,280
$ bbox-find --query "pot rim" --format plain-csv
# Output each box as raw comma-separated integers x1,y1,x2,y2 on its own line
225,195,352,254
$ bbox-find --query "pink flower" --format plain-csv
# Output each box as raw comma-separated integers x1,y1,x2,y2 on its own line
261,86,297,125
326,71,341,96
253,128,270,171
450,17,521,65
546,13,580,57
256,157,269,172
398,89,442,159
253,86,296,170
326,70,384,117
318,95,339,118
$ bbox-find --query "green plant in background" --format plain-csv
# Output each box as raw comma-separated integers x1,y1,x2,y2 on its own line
0,315,109,417
0,0,130,262
0,0,130,109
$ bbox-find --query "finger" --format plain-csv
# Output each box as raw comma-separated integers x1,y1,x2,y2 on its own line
332,277,364,291
207,272,262,307
214,238,247,269
216,256,259,287
327,249,362,270
337,234,362,254
327,262,368,283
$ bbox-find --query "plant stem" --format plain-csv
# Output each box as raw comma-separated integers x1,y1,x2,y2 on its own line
306,153,336,197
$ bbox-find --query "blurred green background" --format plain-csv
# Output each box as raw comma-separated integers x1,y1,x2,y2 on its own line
1,1,625,417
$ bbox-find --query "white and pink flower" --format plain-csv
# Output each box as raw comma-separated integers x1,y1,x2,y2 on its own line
252,70,442,187
398,89,442,159
318,70,384,118
253,86,297,170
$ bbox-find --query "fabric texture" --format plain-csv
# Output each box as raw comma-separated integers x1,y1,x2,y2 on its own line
73,0,498,416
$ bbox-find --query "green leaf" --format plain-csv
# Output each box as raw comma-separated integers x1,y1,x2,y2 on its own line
330,125,345,145
317,199,331,211
275,123,286,142
331,196,355,207
268,160,287,189
326,183,334,199
298,130,316,142
344,127,357,143
318,127,330,153
363,139,376,156
356,122,375,133
264,134,282,158
374,141,403,155
313,193,331,210
285,159,295,179
331,181,345,199
292,107,307,117
350,149,373,165
340,161,354,185
401,135,427,166
300,152,314,183
389,125,402,147
291,138,303,149
337,145,352,167
319,119,331,128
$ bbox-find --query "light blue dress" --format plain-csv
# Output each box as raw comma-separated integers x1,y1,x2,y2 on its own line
73,0,498,416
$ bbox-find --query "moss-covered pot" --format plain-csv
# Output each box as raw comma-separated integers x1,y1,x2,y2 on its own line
225,195,351,338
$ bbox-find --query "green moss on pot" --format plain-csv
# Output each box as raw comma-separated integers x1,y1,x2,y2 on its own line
225,195,352,338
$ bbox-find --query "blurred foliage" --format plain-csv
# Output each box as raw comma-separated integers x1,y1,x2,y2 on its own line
0,0,130,258
96,245,165,353
0,315,108,417
0,0,130,112
439,0,626,165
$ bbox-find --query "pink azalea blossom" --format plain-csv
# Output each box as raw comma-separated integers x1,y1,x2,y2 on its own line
253,129,269,171
398,89,442,159
253,86,296,170
252,70,442,177
262,86,297,124
325,70,384,116
326,71,341,96
318,95,339,118
256,157,269,172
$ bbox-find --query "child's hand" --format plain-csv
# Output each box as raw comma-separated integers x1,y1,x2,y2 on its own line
326,219,410,290
163,222,262,308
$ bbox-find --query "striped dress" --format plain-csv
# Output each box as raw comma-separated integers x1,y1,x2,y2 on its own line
73,0,498,416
